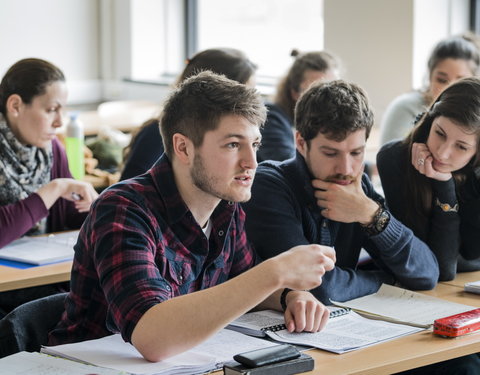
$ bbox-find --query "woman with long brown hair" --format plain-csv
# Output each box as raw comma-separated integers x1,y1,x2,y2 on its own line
377,77,480,281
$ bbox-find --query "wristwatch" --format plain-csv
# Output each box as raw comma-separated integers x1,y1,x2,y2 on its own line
280,288,292,312
361,205,390,236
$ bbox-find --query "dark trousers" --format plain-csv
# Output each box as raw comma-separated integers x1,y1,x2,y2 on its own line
395,354,480,375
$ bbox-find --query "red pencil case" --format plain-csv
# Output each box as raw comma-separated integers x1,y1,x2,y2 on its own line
433,308,480,337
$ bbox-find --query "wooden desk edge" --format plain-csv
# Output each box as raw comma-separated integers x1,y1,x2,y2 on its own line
0,261,72,292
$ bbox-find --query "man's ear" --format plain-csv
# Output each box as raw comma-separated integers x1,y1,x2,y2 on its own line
172,133,193,165
6,94,23,116
295,131,308,158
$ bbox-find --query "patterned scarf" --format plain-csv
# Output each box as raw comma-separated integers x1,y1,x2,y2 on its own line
0,113,52,234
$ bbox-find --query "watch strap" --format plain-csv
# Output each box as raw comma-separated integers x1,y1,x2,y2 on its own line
280,288,292,312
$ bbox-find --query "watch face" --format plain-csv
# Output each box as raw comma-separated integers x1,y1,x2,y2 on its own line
376,211,390,232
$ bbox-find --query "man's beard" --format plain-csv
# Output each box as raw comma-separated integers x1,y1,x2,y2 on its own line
191,153,250,202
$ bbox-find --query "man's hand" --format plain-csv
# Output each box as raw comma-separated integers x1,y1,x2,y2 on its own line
284,290,329,332
269,244,336,292
312,169,378,225
412,142,452,181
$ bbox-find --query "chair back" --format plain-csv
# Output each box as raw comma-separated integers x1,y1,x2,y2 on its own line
0,292,67,358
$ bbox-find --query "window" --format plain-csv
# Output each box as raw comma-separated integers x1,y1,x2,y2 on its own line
130,0,185,81
128,0,324,84
196,0,324,81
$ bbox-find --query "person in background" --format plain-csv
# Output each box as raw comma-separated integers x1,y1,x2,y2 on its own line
380,34,480,145
48,72,336,361
245,78,480,375
244,79,438,303
257,50,340,162
120,48,257,180
377,77,480,281
0,58,98,314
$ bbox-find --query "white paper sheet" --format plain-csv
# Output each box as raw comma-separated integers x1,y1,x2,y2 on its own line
42,329,276,375
0,231,78,265
332,284,476,327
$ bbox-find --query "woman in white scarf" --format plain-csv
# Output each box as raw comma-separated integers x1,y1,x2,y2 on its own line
0,58,97,315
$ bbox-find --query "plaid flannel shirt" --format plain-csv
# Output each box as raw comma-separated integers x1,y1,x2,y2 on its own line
48,154,255,345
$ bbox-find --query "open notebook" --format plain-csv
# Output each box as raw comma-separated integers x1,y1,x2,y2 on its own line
226,307,422,354
0,231,79,265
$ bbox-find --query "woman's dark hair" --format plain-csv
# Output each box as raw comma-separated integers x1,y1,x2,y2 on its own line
0,58,65,115
403,77,480,238
176,48,257,86
275,49,340,121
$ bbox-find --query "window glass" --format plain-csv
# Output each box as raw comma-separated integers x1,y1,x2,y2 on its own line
197,0,324,80
131,0,185,81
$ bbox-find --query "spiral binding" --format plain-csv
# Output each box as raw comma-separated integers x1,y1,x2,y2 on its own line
261,307,351,332
329,307,351,318
261,324,287,332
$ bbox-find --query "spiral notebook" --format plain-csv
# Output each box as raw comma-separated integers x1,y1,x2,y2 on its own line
226,307,350,337
226,307,422,354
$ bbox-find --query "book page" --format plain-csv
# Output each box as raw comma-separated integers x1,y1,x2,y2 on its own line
266,311,422,354
332,284,475,327
43,334,216,375
0,231,79,265
190,328,277,363
465,280,480,294
0,351,122,375
228,310,285,332
42,329,275,375
226,307,351,336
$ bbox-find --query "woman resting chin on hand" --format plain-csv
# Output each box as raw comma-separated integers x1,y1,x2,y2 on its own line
377,77,480,283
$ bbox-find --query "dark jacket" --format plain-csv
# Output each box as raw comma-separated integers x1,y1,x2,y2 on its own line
120,119,163,180
377,140,480,281
243,152,439,303
257,103,295,163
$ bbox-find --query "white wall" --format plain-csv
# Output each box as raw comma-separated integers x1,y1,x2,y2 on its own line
324,0,414,127
0,0,102,105
324,0,470,137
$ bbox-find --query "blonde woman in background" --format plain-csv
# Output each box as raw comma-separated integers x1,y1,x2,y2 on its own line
380,34,480,145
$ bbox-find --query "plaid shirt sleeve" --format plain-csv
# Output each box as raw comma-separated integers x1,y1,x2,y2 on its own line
85,189,170,342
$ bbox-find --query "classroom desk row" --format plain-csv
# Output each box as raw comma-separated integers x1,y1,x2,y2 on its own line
1,262,479,374
0,262,72,293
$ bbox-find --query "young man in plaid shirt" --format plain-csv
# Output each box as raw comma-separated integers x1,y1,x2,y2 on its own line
48,71,335,361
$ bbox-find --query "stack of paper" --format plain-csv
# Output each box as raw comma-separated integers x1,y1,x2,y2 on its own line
0,351,123,375
464,280,480,294
0,231,79,265
332,284,476,327
42,329,277,375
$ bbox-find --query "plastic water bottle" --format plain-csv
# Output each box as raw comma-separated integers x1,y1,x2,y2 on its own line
65,113,85,180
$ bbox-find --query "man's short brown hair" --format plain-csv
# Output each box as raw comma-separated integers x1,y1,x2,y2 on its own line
295,80,374,143
160,71,266,158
